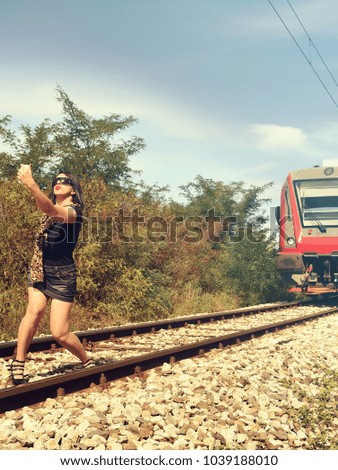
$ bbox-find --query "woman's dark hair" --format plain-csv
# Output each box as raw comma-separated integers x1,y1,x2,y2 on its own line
49,170,84,208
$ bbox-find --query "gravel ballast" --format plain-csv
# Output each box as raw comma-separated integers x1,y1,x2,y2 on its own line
0,314,337,450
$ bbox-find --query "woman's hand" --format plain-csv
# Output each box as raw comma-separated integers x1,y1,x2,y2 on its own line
17,164,56,216
17,164,35,188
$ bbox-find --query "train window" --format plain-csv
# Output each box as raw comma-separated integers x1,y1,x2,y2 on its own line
294,179,338,227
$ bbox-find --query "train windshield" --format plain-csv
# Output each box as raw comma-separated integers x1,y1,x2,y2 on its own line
295,179,338,227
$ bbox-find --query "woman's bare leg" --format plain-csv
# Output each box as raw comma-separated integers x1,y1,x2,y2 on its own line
16,287,48,361
49,298,88,363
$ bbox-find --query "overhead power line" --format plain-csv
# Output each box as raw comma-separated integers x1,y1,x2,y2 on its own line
286,0,338,89
267,0,338,110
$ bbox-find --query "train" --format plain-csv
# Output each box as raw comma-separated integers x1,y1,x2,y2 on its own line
276,164,338,294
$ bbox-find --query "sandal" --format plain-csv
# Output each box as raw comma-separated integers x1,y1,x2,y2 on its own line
9,359,26,385
82,358,94,369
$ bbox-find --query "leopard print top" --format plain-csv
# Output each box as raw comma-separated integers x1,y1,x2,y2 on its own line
29,214,54,283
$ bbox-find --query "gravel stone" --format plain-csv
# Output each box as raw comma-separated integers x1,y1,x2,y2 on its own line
1,308,338,450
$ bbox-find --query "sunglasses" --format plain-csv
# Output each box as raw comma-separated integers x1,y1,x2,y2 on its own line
52,177,73,187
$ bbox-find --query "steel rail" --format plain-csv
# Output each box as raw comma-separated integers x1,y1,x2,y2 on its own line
0,299,312,358
1,304,337,414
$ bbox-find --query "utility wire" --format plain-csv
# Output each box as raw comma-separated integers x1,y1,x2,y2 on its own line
286,0,338,89
267,0,338,110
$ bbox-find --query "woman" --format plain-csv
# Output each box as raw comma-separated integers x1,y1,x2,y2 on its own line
10,165,93,385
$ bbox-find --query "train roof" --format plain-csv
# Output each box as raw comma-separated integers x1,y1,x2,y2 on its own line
287,166,338,180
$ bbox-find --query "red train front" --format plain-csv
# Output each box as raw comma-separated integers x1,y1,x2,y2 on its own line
276,165,338,293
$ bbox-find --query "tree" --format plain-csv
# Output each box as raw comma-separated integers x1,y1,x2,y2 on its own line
0,86,146,189
179,175,272,223
178,175,284,303
179,175,239,216
179,175,272,242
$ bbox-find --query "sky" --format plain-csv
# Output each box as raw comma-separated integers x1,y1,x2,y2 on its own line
1,0,338,212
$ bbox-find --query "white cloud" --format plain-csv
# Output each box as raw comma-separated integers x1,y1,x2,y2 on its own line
78,84,241,147
309,122,338,147
0,81,60,118
251,124,307,151
0,75,234,146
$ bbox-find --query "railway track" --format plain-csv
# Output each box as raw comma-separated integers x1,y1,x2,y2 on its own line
1,298,338,413
0,299,317,358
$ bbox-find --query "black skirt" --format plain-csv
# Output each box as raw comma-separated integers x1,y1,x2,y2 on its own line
28,263,77,303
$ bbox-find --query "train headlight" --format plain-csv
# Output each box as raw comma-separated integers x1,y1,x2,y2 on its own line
286,237,295,246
